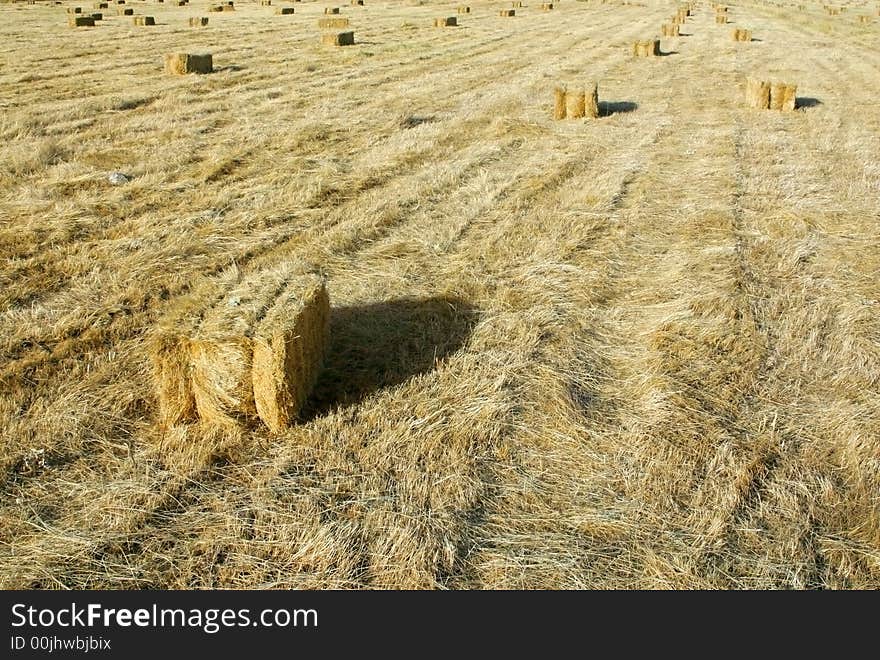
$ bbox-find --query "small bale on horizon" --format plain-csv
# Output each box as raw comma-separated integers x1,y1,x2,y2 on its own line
68,14,95,25
434,16,456,26
275,6,294,13
188,16,208,25
133,15,155,24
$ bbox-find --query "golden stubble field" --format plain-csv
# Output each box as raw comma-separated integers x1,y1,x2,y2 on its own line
1,0,879,588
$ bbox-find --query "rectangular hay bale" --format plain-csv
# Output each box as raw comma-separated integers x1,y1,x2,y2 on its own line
321,30,354,45
68,14,95,24
188,15,208,25
553,85,566,120
434,16,456,26
133,15,155,24
252,277,329,433
745,77,770,109
164,52,213,74
317,16,348,27
275,6,293,13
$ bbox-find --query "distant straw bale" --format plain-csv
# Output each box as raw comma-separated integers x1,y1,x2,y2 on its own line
553,85,566,120
164,52,213,74
322,30,354,45
317,16,349,27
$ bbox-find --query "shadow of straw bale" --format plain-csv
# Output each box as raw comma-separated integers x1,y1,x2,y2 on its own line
796,97,822,109
301,296,478,420
600,100,638,116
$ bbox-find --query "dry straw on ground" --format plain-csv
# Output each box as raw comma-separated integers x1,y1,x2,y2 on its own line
2,0,878,592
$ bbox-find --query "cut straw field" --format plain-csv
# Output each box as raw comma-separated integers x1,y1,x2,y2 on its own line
1,0,879,588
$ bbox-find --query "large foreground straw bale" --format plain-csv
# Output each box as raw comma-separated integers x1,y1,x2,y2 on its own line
252,278,329,433
150,273,236,427
151,266,328,432
164,52,213,74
